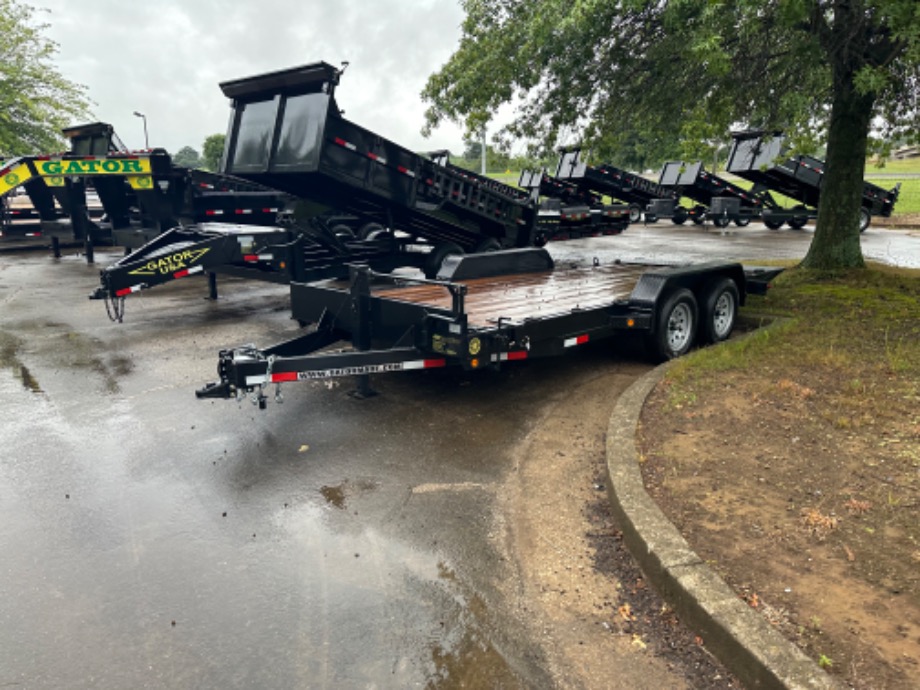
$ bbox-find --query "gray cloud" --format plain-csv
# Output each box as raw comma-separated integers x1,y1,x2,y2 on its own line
38,0,466,155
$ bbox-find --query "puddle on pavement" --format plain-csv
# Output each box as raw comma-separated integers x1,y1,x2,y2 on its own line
0,331,42,393
320,484,346,509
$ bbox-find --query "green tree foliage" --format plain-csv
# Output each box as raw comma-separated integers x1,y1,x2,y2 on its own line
423,0,920,269
201,133,226,172
0,0,90,155
172,146,201,169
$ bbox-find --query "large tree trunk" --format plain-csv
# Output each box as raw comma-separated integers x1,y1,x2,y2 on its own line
801,6,875,270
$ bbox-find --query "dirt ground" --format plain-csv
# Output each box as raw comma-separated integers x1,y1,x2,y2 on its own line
493,360,742,689
638,367,920,689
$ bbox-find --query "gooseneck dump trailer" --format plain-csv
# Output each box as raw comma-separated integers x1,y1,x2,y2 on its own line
197,248,781,409
725,131,900,231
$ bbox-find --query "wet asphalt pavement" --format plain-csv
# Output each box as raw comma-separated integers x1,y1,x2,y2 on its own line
0,222,917,688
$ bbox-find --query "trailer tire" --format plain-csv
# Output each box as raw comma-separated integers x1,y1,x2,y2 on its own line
699,277,739,345
671,207,688,225
330,224,355,239
474,238,502,253
628,204,642,223
763,216,784,230
648,288,698,361
425,242,464,279
734,217,751,227
858,207,871,233
788,216,808,230
692,215,706,225
644,213,658,223
357,222,385,240
713,215,731,229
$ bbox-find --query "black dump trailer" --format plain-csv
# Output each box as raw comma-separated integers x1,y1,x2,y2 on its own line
725,131,900,232
197,248,782,409
553,148,677,223
653,161,766,228
517,168,630,242
218,62,536,253
93,61,559,317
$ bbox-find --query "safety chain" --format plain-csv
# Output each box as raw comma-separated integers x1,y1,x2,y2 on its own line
104,295,126,323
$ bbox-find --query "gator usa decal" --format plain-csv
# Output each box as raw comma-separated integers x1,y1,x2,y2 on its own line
129,247,210,276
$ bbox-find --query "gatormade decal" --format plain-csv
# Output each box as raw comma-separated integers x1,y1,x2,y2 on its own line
128,247,210,276
298,363,411,380
0,164,33,196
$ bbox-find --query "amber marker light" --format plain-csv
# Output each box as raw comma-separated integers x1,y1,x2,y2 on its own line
470,358,480,368
627,318,635,328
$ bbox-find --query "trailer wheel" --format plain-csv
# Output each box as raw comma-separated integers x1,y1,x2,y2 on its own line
357,222,385,240
648,288,698,361
644,213,658,223
330,224,355,239
699,277,739,344
692,215,706,225
763,216,784,230
671,207,688,225
713,215,731,229
788,216,808,230
424,242,464,278
858,207,871,233
628,204,642,223
474,238,502,253
733,217,751,227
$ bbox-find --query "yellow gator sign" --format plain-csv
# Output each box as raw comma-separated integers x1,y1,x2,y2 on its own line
0,156,154,196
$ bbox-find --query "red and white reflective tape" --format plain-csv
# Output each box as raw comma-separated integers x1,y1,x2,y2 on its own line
235,209,254,215
173,265,204,279
243,254,273,262
205,209,224,216
563,334,590,348
367,152,387,165
262,207,279,213
333,137,357,151
115,284,144,297
244,358,447,387
491,351,528,362
397,165,416,178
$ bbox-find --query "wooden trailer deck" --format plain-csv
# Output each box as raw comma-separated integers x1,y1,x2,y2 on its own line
374,263,652,328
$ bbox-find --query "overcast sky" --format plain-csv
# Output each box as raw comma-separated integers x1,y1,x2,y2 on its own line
36,0,473,156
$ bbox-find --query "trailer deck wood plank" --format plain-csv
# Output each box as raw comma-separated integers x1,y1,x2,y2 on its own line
373,263,653,327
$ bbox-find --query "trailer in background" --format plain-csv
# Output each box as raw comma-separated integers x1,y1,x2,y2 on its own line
725,131,900,231
553,148,677,223
653,161,765,227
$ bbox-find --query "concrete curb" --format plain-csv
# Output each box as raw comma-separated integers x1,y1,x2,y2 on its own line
605,365,842,690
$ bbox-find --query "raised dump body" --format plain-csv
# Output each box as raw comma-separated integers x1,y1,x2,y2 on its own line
517,168,630,242
725,131,899,231
554,148,676,222
218,62,536,252
654,161,765,227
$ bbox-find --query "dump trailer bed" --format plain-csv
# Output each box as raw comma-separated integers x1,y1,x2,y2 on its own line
197,248,781,409
653,161,765,227
725,131,900,231
553,149,676,223
518,169,630,242
218,62,536,253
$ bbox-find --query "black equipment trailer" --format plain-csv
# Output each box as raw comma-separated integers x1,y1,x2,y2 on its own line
196,248,781,409
653,161,766,228
553,148,677,223
725,131,900,231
